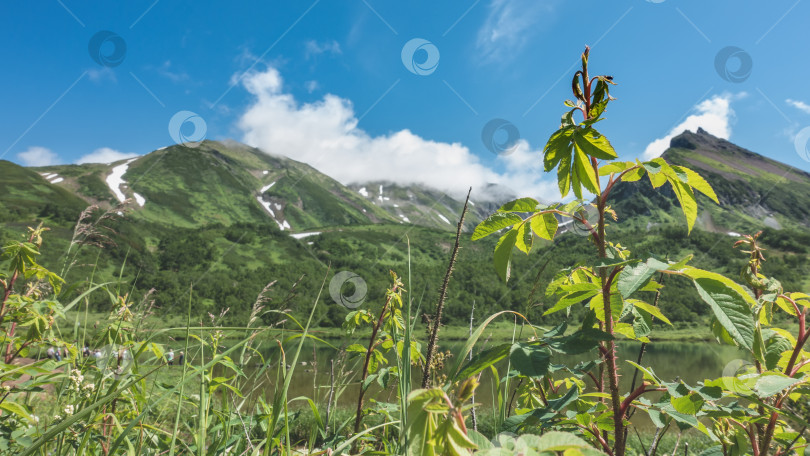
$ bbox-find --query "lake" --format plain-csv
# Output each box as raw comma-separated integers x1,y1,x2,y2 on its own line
209,336,747,421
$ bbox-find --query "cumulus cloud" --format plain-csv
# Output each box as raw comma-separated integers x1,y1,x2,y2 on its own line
476,0,556,63
77,147,138,164
237,67,558,200
786,99,810,115
17,146,59,166
643,94,739,160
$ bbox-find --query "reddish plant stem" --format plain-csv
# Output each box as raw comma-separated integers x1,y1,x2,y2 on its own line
759,302,808,456
584,425,614,456
353,291,395,436
595,163,624,455
0,270,19,326
619,385,666,417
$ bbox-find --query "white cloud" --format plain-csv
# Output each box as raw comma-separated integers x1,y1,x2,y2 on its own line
237,67,558,201
305,80,319,93
77,147,138,164
304,40,342,59
643,94,739,160
476,0,556,63
786,98,810,115
17,146,59,166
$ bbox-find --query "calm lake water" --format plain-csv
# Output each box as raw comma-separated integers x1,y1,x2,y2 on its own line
211,337,746,420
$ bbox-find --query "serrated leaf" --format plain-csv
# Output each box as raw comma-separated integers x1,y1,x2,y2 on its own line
558,150,573,198
599,161,633,176
669,177,698,233
621,167,645,182
530,213,558,241
573,128,617,160
683,268,756,351
472,213,523,240
514,222,533,254
754,373,804,398
455,344,511,381
544,128,574,172
510,343,551,378
629,299,672,325
494,229,518,282
617,258,669,298
677,166,719,204
498,197,540,213
573,146,600,195
544,285,601,316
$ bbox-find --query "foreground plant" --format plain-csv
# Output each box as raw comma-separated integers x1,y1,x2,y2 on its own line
470,47,808,456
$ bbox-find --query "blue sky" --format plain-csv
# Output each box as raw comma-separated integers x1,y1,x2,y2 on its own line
2,0,810,199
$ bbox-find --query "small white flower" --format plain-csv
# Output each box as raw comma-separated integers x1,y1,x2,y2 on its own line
32,415,40,423
64,405,74,415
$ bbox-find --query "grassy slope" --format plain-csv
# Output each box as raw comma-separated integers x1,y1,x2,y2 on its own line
3,133,809,330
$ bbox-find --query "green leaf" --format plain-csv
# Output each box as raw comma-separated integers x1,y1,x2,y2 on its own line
558,149,573,198
494,229,519,282
498,197,540,213
617,258,669,298
754,373,804,398
671,393,704,415
0,401,35,423
629,299,672,325
683,267,756,351
472,213,522,241
590,291,624,323
676,166,719,204
599,161,633,176
573,128,617,160
544,285,601,316
573,146,599,196
632,308,653,338
548,328,612,355
455,343,511,381
530,213,558,241
510,343,551,378
544,127,574,172
514,222,533,254
621,167,646,182
669,177,698,233
536,431,606,454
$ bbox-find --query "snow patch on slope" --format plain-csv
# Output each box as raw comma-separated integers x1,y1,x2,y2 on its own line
290,232,321,240
133,193,146,207
106,158,138,203
436,213,451,224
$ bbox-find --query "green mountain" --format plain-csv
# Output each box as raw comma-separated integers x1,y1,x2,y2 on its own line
1,132,808,328
611,128,810,234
